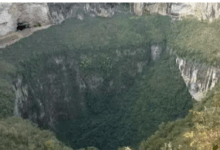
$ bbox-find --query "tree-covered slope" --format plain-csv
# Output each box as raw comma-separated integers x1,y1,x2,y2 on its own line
0,13,194,150
139,80,220,150
137,15,220,150
170,16,220,67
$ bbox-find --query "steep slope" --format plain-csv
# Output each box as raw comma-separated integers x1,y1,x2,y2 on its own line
138,15,220,150
0,13,195,150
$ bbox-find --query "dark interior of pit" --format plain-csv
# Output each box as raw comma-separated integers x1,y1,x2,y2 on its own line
0,13,193,150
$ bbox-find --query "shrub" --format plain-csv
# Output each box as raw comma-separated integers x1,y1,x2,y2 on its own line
139,82,220,150
170,16,220,67
0,116,73,150
0,78,14,119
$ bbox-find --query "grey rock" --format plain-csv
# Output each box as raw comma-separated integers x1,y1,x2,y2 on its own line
0,3,123,36
176,56,220,101
131,3,144,16
151,45,162,61
133,3,220,21
0,3,16,36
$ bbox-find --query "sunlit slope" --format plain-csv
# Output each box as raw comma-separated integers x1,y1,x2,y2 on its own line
0,117,73,150
139,81,220,150
171,16,220,66
139,16,220,150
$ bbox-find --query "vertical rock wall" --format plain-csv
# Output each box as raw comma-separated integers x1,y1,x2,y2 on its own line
176,57,220,101
0,3,122,37
0,3,16,36
0,3,51,36
133,3,220,21
1,3,220,37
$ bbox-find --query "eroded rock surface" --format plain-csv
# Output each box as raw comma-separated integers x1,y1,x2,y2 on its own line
0,3,124,37
133,3,220,21
0,3,51,36
176,57,220,101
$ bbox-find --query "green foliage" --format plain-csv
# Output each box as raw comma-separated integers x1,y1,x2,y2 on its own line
0,13,193,150
0,13,172,65
139,81,220,150
170,16,220,66
0,60,16,77
77,146,99,150
0,116,73,150
132,53,193,144
0,78,14,119
34,23,42,27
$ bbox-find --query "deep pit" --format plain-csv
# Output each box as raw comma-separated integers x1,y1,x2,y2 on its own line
0,13,193,149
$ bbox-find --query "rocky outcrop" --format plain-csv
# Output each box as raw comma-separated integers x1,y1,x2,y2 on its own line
130,3,144,16
48,3,120,24
143,3,170,16
1,2,220,39
2,2,220,37
169,3,220,21
151,45,163,61
133,3,220,21
0,3,124,37
176,57,220,101
0,3,51,36
0,24,52,49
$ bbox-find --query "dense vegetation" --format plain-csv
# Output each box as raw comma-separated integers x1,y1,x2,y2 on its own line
1,10,218,150
0,60,16,119
0,13,172,64
139,80,220,150
137,15,220,150
0,13,185,150
0,116,73,150
132,53,193,145
170,16,220,67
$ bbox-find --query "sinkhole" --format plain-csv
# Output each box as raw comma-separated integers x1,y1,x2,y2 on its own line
1,13,193,150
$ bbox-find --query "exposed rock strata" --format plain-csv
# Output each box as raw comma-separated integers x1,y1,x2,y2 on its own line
133,3,220,21
176,57,220,101
0,3,123,37
0,3,51,36
1,3,220,37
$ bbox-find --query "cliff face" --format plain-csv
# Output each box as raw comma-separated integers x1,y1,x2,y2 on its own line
176,57,220,101
0,3,125,37
0,3,50,36
133,3,220,21
1,3,220,37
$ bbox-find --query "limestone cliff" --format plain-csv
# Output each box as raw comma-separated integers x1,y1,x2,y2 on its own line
1,3,220,37
0,3,50,36
132,3,220,21
0,3,124,37
176,57,220,101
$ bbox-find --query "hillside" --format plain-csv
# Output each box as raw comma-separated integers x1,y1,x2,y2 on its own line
0,5,220,150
